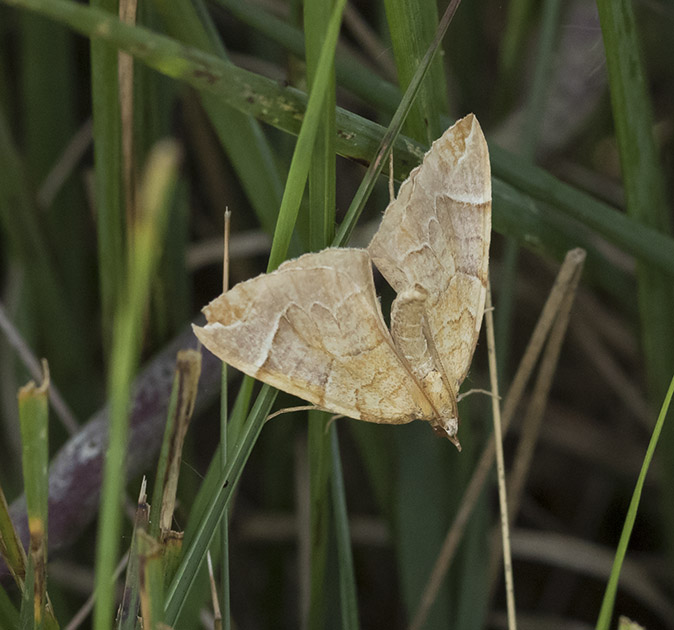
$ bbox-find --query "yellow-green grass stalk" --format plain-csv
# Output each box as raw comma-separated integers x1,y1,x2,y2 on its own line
596,374,674,630
93,140,180,630
18,362,57,629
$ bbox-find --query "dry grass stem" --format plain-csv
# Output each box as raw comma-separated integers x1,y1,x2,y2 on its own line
0,300,78,434
572,316,650,428
510,529,674,624
485,279,518,630
63,555,128,630
487,249,585,595
342,3,397,80
207,551,223,627
410,248,587,630
36,119,93,209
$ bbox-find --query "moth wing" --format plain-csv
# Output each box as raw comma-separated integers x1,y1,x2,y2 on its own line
368,114,491,390
193,248,432,424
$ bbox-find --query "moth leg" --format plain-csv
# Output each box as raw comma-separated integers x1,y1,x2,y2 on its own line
266,404,325,421
456,388,499,402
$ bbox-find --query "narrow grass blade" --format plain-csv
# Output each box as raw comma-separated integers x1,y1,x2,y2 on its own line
595,0,674,542
496,0,563,382
17,363,50,628
118,482,150,630
163,385,277,625
220,215,231,630
266,0,347,271
91,0,124,344
214,0,401,114
0,484,27,588
595,374,674,630
150,0,284,235
0,102,92,395
304,0,337,625
307,409,332,628
304,0,336,251
5,0,674,282
330,428,360,630
334,0,461,247
93,141,180,630
383,0,448,143
0,584,20,628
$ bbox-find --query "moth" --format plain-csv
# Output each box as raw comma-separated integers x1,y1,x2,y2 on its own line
193,114,491,448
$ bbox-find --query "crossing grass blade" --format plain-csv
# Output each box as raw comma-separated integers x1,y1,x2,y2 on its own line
163,0,347,622
596,375,674,630
303,0,338,625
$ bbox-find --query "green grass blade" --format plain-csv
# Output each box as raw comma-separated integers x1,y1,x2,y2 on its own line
220,361,230,630
307,409,332,628
596,0,674,546
151,0,284,235
93,141,180,630
91,0,124,345
496,0,534,113
383,0,448,143
6,0,674,284
304,0,337,624
495,0,563,381
0,584,20,628
214,0,401,114
17,366,49,628
488,143,674,276
0,101,93,402
163,385,277,624
304,0,336,251
333,0,460,247
137,530,165,628
330,428,360,630
595,0,674,391
266,0,347,271
595,374,674,630
0,483,27,588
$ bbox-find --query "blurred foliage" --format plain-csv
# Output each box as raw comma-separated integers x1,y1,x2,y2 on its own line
0,0,673,628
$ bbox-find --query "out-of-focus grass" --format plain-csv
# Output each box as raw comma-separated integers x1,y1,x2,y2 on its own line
0,0,672,628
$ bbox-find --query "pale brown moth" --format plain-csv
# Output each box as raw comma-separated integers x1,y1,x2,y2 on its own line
193,114,491,449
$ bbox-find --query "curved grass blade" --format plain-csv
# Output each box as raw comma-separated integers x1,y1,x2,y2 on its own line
595,374,674,630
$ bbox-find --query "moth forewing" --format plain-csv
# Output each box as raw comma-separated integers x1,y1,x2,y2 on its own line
194,114,490,449
367,113,491,444
193,248,434,427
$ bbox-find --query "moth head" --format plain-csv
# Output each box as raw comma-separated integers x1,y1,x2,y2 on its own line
422,371,462,450
432,418,461,451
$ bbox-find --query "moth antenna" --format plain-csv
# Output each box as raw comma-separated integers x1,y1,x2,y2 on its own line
223,207,231,293
388,149,395,202
325,414,345,433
